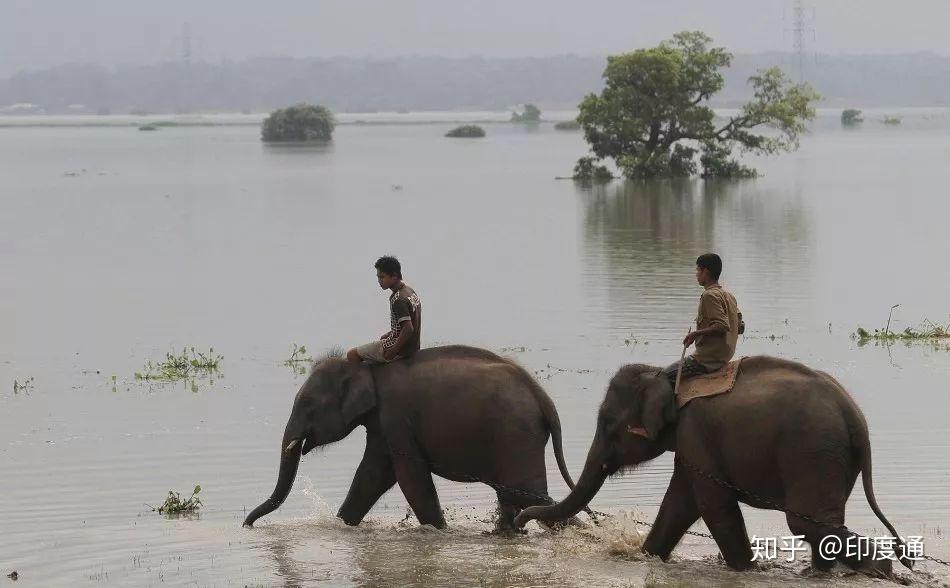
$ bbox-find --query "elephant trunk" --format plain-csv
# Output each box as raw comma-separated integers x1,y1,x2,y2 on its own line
243,436,303,527
514,433,609,527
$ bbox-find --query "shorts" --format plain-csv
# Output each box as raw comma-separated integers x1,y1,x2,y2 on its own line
662,356,709,389
355,340,398,364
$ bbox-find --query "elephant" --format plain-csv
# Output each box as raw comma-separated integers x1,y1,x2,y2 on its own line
244,345,576,530
514,356,914,576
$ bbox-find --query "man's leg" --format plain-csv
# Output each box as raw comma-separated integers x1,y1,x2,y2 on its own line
349,341,389,364
662,357,708,389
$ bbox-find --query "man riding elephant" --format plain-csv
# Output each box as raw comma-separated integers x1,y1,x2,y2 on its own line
663,253,744,388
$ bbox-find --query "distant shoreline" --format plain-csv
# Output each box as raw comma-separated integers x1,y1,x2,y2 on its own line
1,107,948,129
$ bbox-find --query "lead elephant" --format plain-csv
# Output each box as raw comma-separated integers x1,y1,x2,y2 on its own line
514,356,914,576
244,345,576,530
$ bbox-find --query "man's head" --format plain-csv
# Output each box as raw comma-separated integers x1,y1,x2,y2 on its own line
695,253,722,286
375,256,402,289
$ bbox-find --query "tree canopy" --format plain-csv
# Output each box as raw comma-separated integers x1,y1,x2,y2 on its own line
446,124,486,138
261,103,335,142
511,103,541,123
841,108,863,126
576,31,820,179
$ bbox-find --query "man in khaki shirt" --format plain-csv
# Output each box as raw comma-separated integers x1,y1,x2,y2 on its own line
663,253,744,388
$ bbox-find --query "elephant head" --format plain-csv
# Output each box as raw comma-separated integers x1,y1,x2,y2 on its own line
243,357,376,527
514,364,674,527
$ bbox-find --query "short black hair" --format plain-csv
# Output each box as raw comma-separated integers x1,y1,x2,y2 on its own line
375,256,402,278
696,253,722,280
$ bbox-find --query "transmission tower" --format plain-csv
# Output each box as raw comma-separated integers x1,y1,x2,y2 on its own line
789,0,816,83
182,22,192,66
181,22,193,113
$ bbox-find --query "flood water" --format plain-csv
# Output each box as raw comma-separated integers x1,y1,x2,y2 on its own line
2,111,950,586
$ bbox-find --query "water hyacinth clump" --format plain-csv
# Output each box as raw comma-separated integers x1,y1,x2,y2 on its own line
152,485,202,515
13,376,35,394
135,347,222,381
283,343,314,375
854,319,950,346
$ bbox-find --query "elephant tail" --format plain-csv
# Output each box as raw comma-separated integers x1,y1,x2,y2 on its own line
532,382,576,490
858,424,915,570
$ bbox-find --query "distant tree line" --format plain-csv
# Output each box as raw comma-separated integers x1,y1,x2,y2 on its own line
2,53,950,114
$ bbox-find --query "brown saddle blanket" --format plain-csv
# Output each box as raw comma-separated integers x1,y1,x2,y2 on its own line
676,358,744,408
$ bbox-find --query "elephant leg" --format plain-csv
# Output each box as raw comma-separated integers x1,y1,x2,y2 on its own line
643,463,701,560
394,457,446,528
693,480,753,570
495,493,526,532
495,485,554,532
783,493,892,576
336,437,397,526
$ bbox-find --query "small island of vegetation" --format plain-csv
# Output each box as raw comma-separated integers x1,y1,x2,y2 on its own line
882,116,902,125
446,125,486,138
261,103,335,142
841,109,863,126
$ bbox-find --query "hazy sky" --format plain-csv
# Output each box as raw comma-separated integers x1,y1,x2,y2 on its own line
3,0,949,76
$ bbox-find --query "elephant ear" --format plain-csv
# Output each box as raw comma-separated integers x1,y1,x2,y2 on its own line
341,364,376,426
640,372,673,441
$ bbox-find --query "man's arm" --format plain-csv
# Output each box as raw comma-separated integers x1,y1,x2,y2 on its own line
383,321,414,360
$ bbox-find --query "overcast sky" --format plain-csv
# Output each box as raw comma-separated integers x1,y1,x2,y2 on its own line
3,0,949,76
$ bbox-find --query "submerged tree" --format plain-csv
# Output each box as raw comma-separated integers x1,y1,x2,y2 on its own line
511,103,541,123
576,31,820,179
261,104,335,142
841,109,864,126
446,124,486,138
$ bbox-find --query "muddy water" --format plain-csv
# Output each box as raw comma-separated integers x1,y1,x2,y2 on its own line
1,112,950,586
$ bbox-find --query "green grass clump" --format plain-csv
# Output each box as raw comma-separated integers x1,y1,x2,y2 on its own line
13,376,34,394
283,343,314,375
135,347,222,381
151,485,202,514
854,318,950,348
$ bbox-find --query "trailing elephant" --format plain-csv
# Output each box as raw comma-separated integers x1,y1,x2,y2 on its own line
514,356,914,576
244,345,576,530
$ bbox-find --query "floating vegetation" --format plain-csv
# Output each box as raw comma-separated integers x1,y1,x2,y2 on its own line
854,320,950,345
744,333,787,342
138,124,158,131
150,485,202,515
499,345,527,353
283,343,314,375
134,347,222,382
13,377,34,394
445,125,486,138
853,304,950,348
882,116,902,125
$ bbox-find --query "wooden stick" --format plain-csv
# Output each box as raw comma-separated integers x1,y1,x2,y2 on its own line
673,327,690,397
